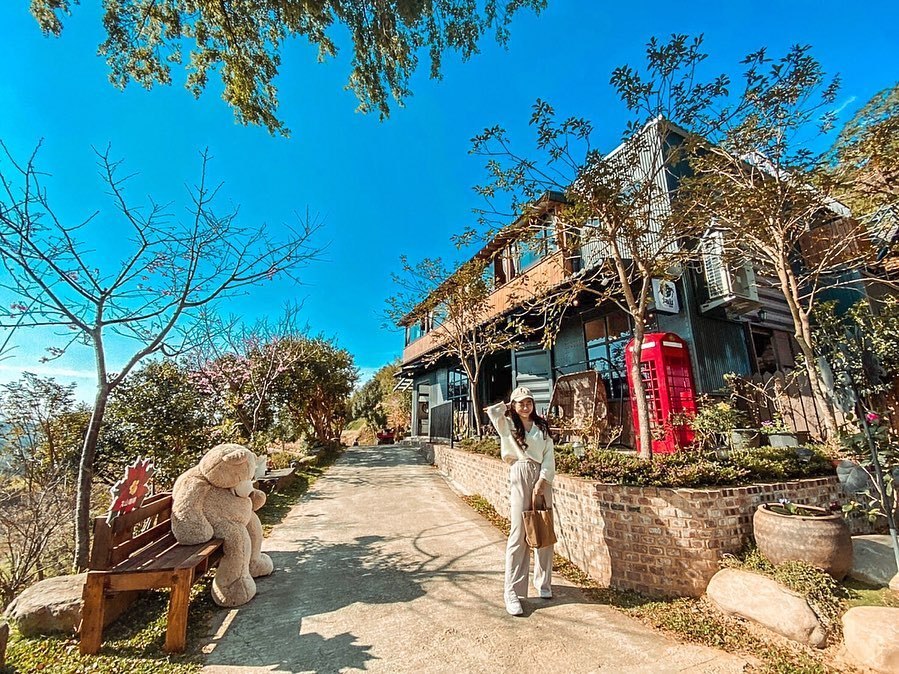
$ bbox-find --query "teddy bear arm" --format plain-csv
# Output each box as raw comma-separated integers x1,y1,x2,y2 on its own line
250,488,266,511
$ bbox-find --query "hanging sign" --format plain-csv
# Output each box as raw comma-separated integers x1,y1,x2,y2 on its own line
107,457,155,523
652,279,680,314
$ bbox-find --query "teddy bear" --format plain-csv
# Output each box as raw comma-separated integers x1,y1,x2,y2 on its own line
171,443,274,607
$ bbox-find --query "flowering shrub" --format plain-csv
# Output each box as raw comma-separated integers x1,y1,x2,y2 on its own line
759,417,792,434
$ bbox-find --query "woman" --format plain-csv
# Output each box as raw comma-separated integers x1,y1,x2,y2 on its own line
485,385,555,616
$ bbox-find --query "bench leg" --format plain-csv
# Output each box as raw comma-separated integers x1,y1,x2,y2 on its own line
79,574,107,655
164,569,194,653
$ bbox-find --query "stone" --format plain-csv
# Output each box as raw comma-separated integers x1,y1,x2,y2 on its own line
848,535,899,587
706,568,827,647
4,573,85,637
842,606,899,674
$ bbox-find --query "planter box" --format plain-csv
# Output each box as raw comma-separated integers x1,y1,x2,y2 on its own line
413,441,854,597
730,428,760,450
766,432,800,448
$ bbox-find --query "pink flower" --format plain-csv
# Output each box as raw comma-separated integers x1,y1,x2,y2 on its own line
866,412,881,424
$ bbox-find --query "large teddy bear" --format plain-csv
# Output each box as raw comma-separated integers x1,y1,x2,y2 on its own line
171,443,274,607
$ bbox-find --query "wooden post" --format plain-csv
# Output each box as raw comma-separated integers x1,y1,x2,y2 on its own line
79,574,107,655
0,621,9,668
164,570,194,653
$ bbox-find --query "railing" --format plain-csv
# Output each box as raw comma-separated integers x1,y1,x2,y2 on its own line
429,402,453,442
402,250,570,364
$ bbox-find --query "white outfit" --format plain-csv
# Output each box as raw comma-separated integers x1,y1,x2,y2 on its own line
486,402,555,603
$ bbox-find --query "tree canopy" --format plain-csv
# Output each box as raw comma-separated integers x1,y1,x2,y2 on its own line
30,0,547,135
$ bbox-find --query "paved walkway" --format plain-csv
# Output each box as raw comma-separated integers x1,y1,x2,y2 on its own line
201,445,747,674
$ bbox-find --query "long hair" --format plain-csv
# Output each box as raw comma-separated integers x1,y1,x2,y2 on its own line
505,401,550,449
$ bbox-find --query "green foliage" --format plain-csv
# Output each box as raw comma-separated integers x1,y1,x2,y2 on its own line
690,397,750,437
97,360,214,489
553,445,833,488
457,436,501,458
353,377,388,430
30,0,546,135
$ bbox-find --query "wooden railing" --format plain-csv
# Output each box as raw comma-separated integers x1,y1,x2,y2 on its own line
401,250,570,365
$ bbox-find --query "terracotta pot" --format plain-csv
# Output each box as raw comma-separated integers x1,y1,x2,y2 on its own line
752,503,853,580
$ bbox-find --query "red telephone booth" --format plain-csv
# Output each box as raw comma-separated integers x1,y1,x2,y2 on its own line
625,332,697,454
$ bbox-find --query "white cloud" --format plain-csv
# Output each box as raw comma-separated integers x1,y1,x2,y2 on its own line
0,363,96,379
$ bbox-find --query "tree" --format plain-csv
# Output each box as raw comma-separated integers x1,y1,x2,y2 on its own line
97,359,214,488
0,145,320,569
470,35,728,456
830,83,899,219
353,376,388,431
0,372,79,488
272,337,357,444
680,46,886,437
189,306,309,446
30,0,547,135
388,255,525,436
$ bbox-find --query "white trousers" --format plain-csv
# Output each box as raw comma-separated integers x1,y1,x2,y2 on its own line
505,460,553,598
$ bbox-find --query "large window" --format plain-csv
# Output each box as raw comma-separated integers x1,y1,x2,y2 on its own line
447,368,472,436
517,219,558,272
584,313,631,398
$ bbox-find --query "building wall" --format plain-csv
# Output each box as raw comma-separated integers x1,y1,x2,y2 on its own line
416,442,852,597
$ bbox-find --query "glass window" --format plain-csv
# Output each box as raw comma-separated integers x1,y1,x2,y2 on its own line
448,368,469,400
585,313,632,398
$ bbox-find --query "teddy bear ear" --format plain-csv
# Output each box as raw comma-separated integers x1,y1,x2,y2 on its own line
222,448,249,463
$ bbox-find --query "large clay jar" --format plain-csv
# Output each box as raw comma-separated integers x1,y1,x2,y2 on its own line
752,503,853,580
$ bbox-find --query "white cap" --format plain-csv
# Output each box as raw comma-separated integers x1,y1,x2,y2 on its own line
510,386,534,403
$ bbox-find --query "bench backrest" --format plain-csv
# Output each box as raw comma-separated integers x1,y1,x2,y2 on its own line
89,492,174,571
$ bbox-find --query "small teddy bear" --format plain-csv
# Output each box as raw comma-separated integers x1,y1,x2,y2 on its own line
171,443,274,607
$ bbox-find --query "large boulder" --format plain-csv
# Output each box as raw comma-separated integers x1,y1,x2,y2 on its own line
4,573,85,636
848,535,898,587
842,606,899,673
706,568,827,647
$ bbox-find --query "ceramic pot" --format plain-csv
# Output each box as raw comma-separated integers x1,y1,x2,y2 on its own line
752,503,853,579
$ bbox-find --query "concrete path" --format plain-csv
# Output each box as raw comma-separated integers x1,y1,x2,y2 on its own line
201,445,747,674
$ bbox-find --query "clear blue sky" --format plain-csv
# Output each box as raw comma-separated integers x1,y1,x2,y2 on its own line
0,1,896,400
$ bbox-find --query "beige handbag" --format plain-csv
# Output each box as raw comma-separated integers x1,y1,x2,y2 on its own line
522,490,557,549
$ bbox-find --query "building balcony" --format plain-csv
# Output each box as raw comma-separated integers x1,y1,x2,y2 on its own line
401,250,571,366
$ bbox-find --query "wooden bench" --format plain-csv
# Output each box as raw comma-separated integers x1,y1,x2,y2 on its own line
79,492,223,655
254,466,298,494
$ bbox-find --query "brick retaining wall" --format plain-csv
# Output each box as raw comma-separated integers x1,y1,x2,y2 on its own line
414,442,851,597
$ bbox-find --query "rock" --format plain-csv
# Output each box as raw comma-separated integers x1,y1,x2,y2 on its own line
706,568,827,647
4,573,85,636
842,606,899,673
848,535,899,587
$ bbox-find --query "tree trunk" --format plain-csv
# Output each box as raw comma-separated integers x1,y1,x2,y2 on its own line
796,314,839,437
74,385,110,571
629,328,653,459
468,380,482,437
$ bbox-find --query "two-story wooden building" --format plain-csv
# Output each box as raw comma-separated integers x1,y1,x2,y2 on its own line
397,119,855,444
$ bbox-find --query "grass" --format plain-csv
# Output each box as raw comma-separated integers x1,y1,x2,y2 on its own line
460,494,855,674
1,448,342,674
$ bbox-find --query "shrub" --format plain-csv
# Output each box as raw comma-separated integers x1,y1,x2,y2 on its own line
555,445,834,488
457,437,501,458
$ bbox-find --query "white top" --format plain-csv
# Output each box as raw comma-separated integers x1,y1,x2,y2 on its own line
485,402,555,484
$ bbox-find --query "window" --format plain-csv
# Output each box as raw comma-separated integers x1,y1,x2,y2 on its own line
447,368,472,437
584,313,632,397
517,219,558,272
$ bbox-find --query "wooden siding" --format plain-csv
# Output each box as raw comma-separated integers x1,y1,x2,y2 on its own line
401,250,570,365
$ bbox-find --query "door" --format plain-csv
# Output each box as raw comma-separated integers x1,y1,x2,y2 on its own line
416,384,430,436
512,346,553,415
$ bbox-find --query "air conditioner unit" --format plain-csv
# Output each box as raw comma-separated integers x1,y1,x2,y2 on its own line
700,231,761,315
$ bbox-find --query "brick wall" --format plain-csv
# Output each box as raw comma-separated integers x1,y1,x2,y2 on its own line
415,442,851,597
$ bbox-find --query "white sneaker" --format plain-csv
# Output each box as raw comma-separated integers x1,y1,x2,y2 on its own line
537,588,553,599
505,592,524,616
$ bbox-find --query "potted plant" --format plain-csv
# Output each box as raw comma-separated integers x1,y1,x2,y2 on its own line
761,416,800,448
690,398,758,451
752,499,853,580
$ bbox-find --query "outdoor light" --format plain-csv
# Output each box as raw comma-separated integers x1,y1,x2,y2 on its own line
758,308,767,321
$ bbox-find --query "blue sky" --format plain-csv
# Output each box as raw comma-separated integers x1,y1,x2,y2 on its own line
0,1,896,401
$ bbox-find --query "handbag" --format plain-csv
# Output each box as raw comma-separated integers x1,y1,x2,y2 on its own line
522,490,557,549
